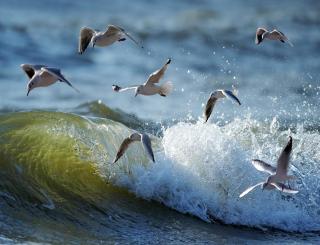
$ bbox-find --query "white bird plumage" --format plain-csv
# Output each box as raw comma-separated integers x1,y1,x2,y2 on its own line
255,27,293,46
113,132,155,164
204,89,241,123
78,24,143,54
239,136,299,198
21,64,79,96
112,58,173,97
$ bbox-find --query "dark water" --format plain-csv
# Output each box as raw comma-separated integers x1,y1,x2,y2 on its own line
0,0,320,244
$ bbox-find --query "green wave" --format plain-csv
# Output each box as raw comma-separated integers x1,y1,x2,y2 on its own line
0,111,153,209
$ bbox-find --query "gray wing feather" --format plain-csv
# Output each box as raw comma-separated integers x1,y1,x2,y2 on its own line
204,96,217,123
222,90,241,105
41,67,80,93
113,137,134,163
251,159,276,175
141,134,155,162
276,136,292,176
108,25,143,48
21,64,46,79
79,27,95,54
239,182,265,198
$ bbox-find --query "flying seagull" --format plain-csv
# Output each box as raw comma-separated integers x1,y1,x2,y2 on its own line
79,24,143,54
239,136,298,198
204,89,241,122
113,132,155,164
21,64,79,96
112,58,173,97
255,27,293,46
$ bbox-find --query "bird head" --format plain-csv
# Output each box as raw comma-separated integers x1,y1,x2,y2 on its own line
27,79,38,96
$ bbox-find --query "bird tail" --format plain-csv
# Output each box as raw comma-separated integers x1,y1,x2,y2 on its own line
159,81,173,97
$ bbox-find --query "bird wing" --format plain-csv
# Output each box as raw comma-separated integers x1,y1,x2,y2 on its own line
79,27,95,54
106,25,143,48
21,64,45,79
270,182,299,194
204,96,218,123
251,159,276,175
145,59,171,85
239,182,265,198
276,136,292,177
112,84,138,93
41,67,80,93
113,137,135,163
255,28,267,44
221,90,241,105
104,25,122,36
141,134,155,163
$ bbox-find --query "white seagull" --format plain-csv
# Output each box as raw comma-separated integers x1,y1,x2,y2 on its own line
239,136,299,198
204,89,241,122
113,132,155,164
78,24,143,54
112,58,173,97
255,27,293,46
21,64,79,96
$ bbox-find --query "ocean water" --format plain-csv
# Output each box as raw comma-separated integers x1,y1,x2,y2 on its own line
0,0,320,244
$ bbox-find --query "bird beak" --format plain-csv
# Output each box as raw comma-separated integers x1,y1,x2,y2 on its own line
27,88,31,96
135,92,138,97
92,42,95,48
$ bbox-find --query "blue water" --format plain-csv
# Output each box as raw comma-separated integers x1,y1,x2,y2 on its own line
0,0,320,243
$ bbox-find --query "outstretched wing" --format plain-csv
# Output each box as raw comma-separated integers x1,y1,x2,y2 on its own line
21,64,45,79
141,134,155,163
79,27,95,54
255,27,267,45
271,30,293,47
276,136,292,177
251,159,276,175
112,85,138,93
41,67,80,93
145,59,171,85
204,96,218,123
221,90,241,105
104,25,122,37
113,137,134,163
270,182,299,194
107,25,143,48
239,182,265,198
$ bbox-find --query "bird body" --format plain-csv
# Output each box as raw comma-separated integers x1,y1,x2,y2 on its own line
21,64,79,96
204,89,241,122
112,58,173,97
239,136,298,198
79,25,142,54
255,27,293,46
113,133,155,164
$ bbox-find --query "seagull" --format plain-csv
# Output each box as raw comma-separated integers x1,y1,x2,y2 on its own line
78,24,143,54
255,27,293,46
112,58,173,97
204,89,241,123
239,136,299,198
113,133,155,163
21,64,79,96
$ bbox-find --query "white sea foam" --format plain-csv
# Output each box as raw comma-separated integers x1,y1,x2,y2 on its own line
111,117,320,232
